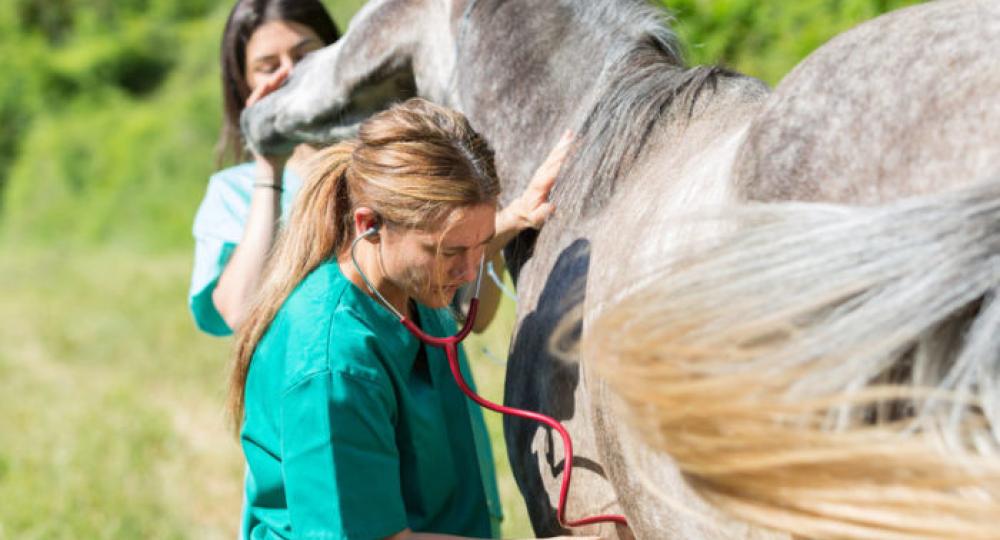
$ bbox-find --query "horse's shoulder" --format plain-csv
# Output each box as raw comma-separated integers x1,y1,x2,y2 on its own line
733,0,1000,204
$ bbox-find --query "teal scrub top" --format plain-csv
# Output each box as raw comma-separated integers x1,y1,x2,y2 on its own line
189,162,303,336
240,260,503,540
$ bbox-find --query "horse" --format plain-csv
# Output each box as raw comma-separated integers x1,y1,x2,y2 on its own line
241,1,1000,538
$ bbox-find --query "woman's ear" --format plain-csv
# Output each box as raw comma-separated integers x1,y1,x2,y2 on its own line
352,207,381,242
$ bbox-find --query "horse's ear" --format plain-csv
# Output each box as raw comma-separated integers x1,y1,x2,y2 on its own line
242,0,426,155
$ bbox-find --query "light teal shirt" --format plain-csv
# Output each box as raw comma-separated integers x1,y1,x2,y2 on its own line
240,261,502,539
189,163,303,336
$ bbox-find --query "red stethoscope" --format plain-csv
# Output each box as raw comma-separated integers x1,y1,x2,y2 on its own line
351,225,628,530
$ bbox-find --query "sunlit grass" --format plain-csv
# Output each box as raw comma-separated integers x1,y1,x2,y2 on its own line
0,245,531,538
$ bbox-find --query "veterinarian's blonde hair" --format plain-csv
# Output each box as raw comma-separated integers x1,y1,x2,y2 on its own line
228,98,499,429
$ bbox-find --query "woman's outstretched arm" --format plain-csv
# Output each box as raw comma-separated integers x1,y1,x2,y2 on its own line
212,66,292,330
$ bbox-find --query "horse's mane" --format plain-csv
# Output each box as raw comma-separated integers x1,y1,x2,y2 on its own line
551,1,741,218
494,0,742,274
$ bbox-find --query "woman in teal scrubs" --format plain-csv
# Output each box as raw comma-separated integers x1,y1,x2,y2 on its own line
227,98,578,540
189,0,339,336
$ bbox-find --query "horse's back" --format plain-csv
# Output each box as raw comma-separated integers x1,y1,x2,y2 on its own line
734,0,1000,205
585,1,1000,537
585,3,1000,538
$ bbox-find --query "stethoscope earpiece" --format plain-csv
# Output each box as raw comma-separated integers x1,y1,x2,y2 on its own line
349,221,484,322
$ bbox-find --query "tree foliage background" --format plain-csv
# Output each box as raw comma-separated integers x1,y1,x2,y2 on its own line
0,1,921,538
0,0,921,247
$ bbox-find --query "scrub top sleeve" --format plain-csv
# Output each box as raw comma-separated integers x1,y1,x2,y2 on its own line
188,238,235,336
281,370,409,540
188,176,245,336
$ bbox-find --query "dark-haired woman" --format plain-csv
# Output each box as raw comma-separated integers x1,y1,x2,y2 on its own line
189,0,340,335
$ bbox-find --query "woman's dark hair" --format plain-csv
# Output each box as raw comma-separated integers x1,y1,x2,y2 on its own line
216,0,340,165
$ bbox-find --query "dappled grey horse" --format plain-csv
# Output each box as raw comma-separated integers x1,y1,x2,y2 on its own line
243,0,1000,538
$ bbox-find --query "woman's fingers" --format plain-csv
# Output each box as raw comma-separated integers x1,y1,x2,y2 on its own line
245,64,293,108
248,65,291,106
517,129,575,228
527,201,556,225
245,65,295,163
534,129,574,183
530,130,574,192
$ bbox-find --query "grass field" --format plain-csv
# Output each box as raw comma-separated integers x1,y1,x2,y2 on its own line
0,245,532,538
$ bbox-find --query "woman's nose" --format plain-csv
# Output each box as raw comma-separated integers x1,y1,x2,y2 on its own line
451,252,480,283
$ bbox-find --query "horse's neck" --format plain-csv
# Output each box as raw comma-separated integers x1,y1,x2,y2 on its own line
592,120,752,314
580,82,783,540
504,76,778,540
458,57,608,207
456,0,684,204
516,74,768,316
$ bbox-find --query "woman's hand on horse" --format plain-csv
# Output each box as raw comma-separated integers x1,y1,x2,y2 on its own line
506,129,575,230
245,64,294,175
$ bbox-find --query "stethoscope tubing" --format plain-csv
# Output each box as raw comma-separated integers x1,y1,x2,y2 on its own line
351,228,628,529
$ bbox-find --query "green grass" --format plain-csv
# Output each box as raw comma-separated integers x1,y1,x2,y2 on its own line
0,245,531,538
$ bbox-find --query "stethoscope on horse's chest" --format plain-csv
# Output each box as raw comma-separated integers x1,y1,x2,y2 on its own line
351,224,628,529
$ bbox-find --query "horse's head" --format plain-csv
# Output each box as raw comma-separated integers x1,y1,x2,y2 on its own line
241,0,473,155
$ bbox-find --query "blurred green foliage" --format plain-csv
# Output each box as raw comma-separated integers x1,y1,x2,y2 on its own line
0,0,363,249
0,0,920,249
0,0,221,248
665,0,923,83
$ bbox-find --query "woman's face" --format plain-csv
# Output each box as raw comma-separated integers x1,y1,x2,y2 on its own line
380,203,497,309
244,20,324,91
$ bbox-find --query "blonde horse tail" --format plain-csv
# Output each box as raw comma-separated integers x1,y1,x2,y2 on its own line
587,179,1000,540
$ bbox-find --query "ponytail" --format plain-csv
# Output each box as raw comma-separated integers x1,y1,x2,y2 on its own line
226,98,499,432
227,141,357,431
